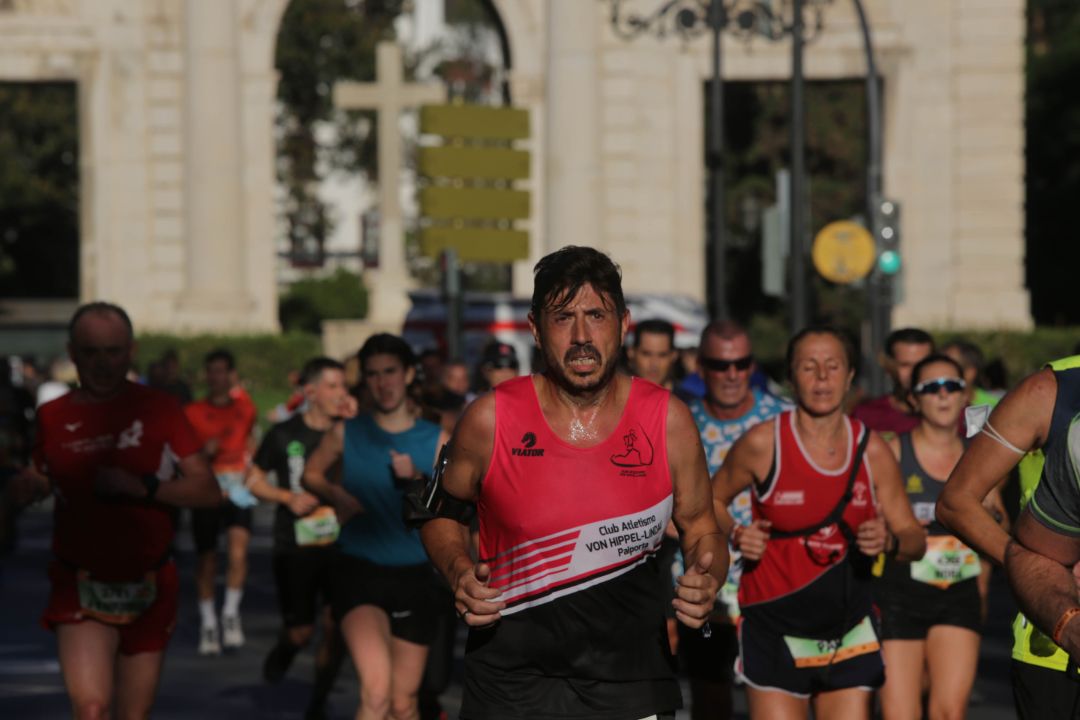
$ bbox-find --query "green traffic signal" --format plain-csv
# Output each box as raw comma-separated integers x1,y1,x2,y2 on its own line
878,249,901,275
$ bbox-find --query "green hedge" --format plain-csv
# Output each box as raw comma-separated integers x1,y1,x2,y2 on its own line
135,332,322,412
746,315,1080,387
279,268,367,333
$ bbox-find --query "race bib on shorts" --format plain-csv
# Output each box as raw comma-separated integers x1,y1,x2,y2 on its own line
76,571,157,625
215,471,245,495
910,535,980,588
294,506,340,547
783,615,880,669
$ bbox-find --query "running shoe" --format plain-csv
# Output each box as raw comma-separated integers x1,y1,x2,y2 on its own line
262,640,299,684
198,624,221,656
222,613,245,649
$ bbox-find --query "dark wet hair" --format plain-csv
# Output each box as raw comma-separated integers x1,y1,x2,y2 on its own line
530,246,627,320
204,348,236,371
299,356,344,386
633,319,674,349
885,327,934,358
785,325,858,380
910,353,965,388
68,302,134,342
358,333,416,373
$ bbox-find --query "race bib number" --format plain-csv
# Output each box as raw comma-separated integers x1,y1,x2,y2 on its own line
294,506,340,547
719,579,741,621
76,571,157,625
910,535,981,588
215,471,245,494
783,615,880,669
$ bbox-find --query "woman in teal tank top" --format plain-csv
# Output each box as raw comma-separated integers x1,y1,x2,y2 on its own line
304,334,448,720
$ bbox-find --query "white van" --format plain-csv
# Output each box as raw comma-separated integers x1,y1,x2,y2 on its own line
402,290,708,374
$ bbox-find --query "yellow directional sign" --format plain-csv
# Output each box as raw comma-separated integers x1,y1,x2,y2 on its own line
420,186,530,221
418,103,530,262
420,227,529,263
812,220,876,284
418,146,530,180
420,105,529,140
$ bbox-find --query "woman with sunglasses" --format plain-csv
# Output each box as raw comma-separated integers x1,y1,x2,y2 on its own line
713,326,925,720
876,354,987,720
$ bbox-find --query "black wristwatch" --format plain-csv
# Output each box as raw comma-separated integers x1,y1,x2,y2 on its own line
141,473,160,501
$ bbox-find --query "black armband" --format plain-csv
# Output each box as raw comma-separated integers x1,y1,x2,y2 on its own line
401,444,475,528
426,482,476,525
141,473,160,501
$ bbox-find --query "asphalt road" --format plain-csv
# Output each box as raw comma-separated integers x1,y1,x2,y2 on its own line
1,504,1019,719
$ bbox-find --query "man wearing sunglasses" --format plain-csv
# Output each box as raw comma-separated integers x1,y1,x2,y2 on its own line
679,320,790,720
853,327,935,436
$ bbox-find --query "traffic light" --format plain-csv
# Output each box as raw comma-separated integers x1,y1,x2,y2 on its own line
873,196,901,276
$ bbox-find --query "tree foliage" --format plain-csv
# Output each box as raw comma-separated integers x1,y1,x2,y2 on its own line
274,0,404,262
0,82,79,298
278,267,369,333
1026,0,1080,324
720,79,867,328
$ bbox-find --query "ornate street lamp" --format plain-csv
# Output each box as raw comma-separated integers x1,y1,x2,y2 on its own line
607,0,830,331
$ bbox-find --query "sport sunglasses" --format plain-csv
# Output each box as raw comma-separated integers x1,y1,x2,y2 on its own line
913,377,966,396
700,355,753,373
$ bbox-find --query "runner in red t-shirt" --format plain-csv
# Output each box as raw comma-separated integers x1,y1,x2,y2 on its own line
184,348,258,655
6,302,218,719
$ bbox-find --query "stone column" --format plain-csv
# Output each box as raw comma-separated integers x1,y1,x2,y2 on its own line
181,0,248,316
544,0,599,253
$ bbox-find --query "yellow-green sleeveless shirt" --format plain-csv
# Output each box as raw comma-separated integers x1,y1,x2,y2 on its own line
1012,355,1080,672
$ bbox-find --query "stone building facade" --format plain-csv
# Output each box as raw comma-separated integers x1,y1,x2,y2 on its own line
0,0,1029,336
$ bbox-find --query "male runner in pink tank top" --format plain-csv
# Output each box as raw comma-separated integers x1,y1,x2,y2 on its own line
421,246,727,720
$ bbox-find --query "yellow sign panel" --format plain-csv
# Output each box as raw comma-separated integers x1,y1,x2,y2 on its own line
420,104,529,140
420,187,530,221
420,227,529,262
812,221,876,284
418,146,530,180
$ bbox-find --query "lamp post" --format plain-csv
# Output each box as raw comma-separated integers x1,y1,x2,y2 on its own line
608,0,829,328
852,0,889,395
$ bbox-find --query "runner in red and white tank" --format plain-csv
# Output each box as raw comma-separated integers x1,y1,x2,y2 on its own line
421,246,727,720
713,326,925,720
5,302,219,720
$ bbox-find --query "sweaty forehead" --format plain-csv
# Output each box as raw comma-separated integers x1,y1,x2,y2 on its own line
703,333,750,358
544,283,615,313
637,331,673,351
795,333,847,362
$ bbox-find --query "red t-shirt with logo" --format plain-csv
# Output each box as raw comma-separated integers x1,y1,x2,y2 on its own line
33,382,202,579
184,394,256,474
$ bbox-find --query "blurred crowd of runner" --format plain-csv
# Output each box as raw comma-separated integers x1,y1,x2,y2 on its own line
2,246,1079,720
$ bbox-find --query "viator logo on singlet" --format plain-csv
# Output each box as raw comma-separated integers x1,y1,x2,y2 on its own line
512,432,544,457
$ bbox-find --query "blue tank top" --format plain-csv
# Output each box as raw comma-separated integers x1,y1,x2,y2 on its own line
338,414,440,566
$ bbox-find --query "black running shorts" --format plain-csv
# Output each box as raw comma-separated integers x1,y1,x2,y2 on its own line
329,553,442,645
191,502,253,554
272,547,335,628
1011,659,1080,719
678,620,738,682
877,577,981,640
736,610,884,697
